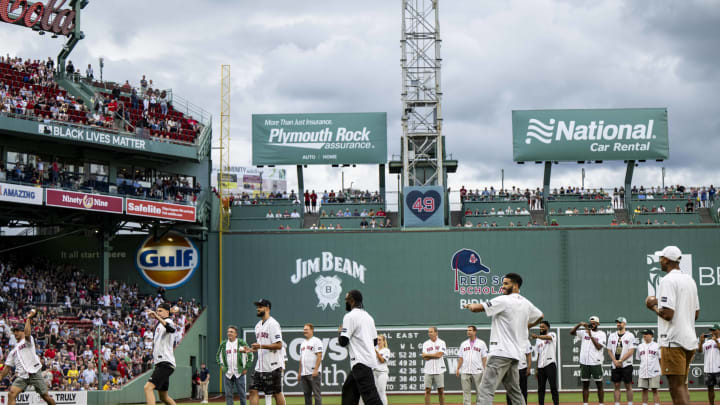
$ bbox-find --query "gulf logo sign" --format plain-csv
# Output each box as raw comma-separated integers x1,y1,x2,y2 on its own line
135,233,199,288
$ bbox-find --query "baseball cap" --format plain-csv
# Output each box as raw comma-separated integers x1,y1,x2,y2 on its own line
641,329,654,335
254,299,272,309
659,246,682,262
615,316,627,323
12,324,24,331
589,316,600,323
710,323,720,331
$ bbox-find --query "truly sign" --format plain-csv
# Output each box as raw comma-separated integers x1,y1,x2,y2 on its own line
0,0,77,36
512,108,669,162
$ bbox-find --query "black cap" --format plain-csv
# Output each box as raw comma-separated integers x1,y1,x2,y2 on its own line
254,299,272,309
12,324,24,331
641,329,654,335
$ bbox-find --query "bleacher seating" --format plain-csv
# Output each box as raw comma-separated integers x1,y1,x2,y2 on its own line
548,214,615,226
463,215,532,227
230,217,303,230
632,212,702,225
320,203,385,216
631,198,691,212
317,216,391,229
547,199,613,213
230,203,303,219
462,200,529,213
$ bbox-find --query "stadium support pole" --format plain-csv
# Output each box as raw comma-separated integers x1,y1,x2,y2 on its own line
379,164,386,201
97,325,103,389
297,165,305,196
543,162,552,221
101,232,111,295
624,160,635,218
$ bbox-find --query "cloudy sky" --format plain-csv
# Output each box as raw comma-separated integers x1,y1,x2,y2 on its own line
4,0,719,204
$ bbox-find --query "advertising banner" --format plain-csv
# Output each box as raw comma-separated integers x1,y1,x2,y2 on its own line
252,113,387,165
45,189,123,214
211,166,287,196
38,122,148,151
0,391,87,405
0,182,43,205
403,186,445,227
126,198,197,222
512,108,669,162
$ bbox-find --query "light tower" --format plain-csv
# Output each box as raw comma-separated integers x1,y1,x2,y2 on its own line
401,0,444,186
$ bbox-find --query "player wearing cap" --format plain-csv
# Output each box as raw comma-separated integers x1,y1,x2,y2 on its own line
249,299,286,405
645,245,699,405
570,316,607,405
698,324,720,405
532,321,559,405
422,326,446,405
144,302,178,405
299,323,323,405
339,289,382,405
607,316,635,405
463,273,544,405
636,329,661,405
507,342,532,405
0,309,56,405
455,326,487,405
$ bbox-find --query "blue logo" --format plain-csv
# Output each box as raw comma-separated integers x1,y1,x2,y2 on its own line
451,249,490,275
451,248,501,295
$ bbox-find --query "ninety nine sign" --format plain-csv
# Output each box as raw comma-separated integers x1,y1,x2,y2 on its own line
252,113,387,165
0,0,77,36
45,189,123,214
125,198,196,222
512,108,669,162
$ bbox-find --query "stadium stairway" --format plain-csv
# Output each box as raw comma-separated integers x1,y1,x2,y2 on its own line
615,209,630,224
530,210,545,225
304,212,319,228
55,76,95,107
698,208,715,223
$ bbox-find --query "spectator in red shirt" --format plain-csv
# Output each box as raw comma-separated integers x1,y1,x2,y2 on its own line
304,190,310,213
376,208,386,217
460,185,467,201
45,347,57,359
310,190,318,213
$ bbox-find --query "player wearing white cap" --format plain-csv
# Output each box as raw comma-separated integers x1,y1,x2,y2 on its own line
532,321,559,405
698,324,720,405
455,326,487,405
645,245,699,405
636,329,661,405
422,326,447,405
463,273,544,405
570,316,607,405
607,316,635,405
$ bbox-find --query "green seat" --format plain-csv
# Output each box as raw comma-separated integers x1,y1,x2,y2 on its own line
462,200,529,213
317,216,392,229
631,199,690,212
463,215,531,227
319,203,385,217
229,217,303,230
548,214,615,226
632,213,702,225
547,199,614,215
231,203,303,219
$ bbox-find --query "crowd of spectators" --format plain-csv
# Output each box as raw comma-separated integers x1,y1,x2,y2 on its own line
116,172,203,205
464,206,530,216
0,256,201,392
320,207,387,218
549,206,615,215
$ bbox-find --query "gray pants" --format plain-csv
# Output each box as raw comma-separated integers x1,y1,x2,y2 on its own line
301,375,322,405
476,356,525,405
224,374,247,405
460,373,483,405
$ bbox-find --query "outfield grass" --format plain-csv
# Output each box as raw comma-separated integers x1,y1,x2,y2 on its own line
149,390,711,404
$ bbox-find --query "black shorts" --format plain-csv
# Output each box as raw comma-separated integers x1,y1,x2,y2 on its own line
611,365,633,384
149,362,175,391
706,372,720,387
250,368,283,394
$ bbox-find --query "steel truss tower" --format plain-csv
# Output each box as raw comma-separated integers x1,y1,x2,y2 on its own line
401,0,444,186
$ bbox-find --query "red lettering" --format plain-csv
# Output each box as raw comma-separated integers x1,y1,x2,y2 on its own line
23,1,42,26
1,0,75,35
1,0,26,23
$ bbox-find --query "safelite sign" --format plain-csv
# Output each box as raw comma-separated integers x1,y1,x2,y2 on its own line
125,198,196,222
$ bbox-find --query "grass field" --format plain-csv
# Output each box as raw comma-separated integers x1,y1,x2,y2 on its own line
149,390,712,404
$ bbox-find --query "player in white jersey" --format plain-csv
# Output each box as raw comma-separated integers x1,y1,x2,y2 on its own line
645,246,699,405
0,309,56,405
532,321,558,405
570,316,607,405
607,317,635,405
507,342,532,405
144,302,178,405
248,299,286,405
636,329,661,405
698,324,720,405
373,334,391,405
339,289,382,405
421,326,446,405
299,323,323,405
464,272,544,405
456,326,487,405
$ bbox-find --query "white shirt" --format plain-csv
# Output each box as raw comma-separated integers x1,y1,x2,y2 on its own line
702,338,720,374
535,332,557,368
341,308,378,368
576,329,607,366
607,331,636,369
484,293,543,361
636,341,661,378
299,336,323,376
153,318,176,367
6,336,42,378
374,348,391,373
422,338,447,374
657,270,700,350
458,338,487,374
225,339,241,378
518,342,533,369
254,316,283,372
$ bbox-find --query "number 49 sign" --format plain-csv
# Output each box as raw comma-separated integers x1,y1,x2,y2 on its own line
403,186,445,227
